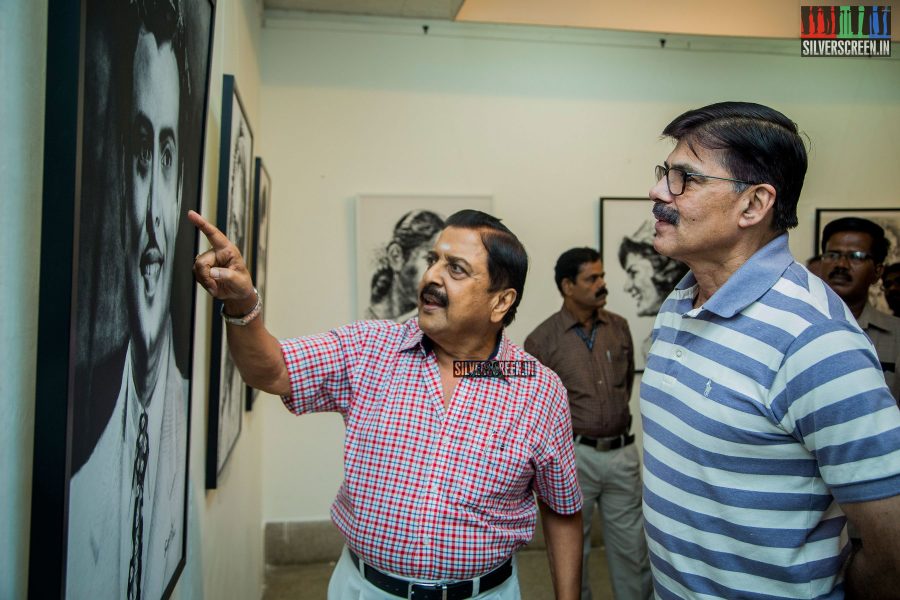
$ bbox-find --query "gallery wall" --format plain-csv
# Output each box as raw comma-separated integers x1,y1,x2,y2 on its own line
1,1,47,598
2,0,268,598
258,12,900,521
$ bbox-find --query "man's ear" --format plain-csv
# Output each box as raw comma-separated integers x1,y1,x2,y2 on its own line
387,242,405,271
738,183,777,229
560,278,574,298
490,288,517,325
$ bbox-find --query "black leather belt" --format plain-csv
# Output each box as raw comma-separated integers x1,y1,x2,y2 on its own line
348,549,512,599
574,433,634,451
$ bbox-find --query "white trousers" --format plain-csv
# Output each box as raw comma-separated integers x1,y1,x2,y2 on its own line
327,547,521,600
576,442,652,600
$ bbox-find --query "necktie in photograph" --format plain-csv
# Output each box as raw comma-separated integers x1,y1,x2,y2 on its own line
127,410,149,600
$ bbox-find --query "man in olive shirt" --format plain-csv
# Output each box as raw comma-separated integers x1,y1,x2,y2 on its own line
822,217,900,404
525,247,651,600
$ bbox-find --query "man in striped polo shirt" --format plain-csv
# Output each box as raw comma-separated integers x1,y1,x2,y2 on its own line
642,102,900,599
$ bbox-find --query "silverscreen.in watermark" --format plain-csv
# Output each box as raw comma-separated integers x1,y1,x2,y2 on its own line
800,5,891,57
453,360,537,378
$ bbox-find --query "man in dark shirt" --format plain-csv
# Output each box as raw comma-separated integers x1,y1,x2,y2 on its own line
525,247,651,600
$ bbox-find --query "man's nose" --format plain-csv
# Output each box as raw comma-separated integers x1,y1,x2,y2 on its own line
650,176,671,203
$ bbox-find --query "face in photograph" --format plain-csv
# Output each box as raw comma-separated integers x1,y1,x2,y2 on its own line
124,25,182,404
228,121,249,251
623,253,660,316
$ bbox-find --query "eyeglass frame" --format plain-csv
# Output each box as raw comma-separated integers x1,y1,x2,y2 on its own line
820,250,876,265
655,164,756,197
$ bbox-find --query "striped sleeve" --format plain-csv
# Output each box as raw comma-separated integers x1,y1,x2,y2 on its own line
770,319,900,504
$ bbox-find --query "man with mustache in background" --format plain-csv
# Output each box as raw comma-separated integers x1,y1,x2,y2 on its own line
190,208,583,599
821,217,900,405
643,102,900,599
525,248,651,600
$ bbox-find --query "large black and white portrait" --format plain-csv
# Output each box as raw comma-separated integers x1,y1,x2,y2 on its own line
356,195,493,321
600,198,688,371
207,74,254,488
30,0,215,598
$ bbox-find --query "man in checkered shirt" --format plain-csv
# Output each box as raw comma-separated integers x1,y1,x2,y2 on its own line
191,208,584,599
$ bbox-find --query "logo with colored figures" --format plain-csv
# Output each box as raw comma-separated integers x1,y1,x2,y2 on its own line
801,5,891,56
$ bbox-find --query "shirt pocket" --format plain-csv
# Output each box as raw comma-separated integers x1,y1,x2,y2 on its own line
450,429,533,511
608,344,631,388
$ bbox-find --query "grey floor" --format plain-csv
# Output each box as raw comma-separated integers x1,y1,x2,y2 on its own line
263,546,612,599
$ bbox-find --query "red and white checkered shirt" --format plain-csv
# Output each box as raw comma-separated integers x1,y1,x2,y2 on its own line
280,318,582,580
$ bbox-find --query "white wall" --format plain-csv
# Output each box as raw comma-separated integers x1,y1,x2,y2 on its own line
259,14,900,521
1,1,47,598
2,0,269,597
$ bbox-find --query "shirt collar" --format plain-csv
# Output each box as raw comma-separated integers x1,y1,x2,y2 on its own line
859,302,894,332
559,305,609,330
399,318,510,361
696,233,795,318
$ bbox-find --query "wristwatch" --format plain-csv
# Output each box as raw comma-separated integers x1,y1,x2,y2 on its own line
221,288,262,326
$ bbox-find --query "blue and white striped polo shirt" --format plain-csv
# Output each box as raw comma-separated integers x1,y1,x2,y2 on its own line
641,234,900,599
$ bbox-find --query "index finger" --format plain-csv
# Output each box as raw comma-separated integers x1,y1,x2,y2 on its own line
187,209,230,250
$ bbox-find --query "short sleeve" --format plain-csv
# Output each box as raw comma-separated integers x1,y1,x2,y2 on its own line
280,322,363,417
531,378,583,514
771,320,900,504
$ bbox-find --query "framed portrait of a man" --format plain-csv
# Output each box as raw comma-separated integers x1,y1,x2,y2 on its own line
815,208,900,314
30,0,216,598
355,194,493,322
207,74,254,488
247,157,271,411
600,197,689,372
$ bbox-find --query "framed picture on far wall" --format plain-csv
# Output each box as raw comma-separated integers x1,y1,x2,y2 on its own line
599,197,689,372
246,157,271,411
355,194,493,322
29,0,216,598
207,74,254,489
815,208,900,314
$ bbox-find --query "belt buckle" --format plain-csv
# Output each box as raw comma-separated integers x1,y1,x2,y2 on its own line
409,582,448,600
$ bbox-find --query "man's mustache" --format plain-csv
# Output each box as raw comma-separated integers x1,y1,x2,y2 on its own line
420,284,448,307
828,268,852,283
653,202,679,225
596,287,608,299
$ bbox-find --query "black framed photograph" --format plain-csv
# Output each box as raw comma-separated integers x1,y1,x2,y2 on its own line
207,74,254,488
815,208,900,313
30,0,216,598
599,197,689,372
246,157,271,410
355,194,493,321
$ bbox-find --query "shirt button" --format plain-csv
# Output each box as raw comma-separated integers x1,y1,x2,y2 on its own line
442,435,451,446
421,536,431,547
431,483,439,495
675,350,683,358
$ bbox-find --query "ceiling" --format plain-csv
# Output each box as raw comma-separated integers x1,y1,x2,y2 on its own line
263,0,897,39
263,0,466,20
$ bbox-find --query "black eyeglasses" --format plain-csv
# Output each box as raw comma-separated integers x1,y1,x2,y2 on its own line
821,250,875,265
655,165,755,197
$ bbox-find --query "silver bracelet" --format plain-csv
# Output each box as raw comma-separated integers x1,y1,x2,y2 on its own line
221,288,262,326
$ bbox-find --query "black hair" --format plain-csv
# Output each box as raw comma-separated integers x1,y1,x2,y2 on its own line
120,0,190,188
821,217,890,264
370,210,445,304
554,248,600,294
883,262,900,281
617,238,689,298
662,101,808,231
445,210,528,327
